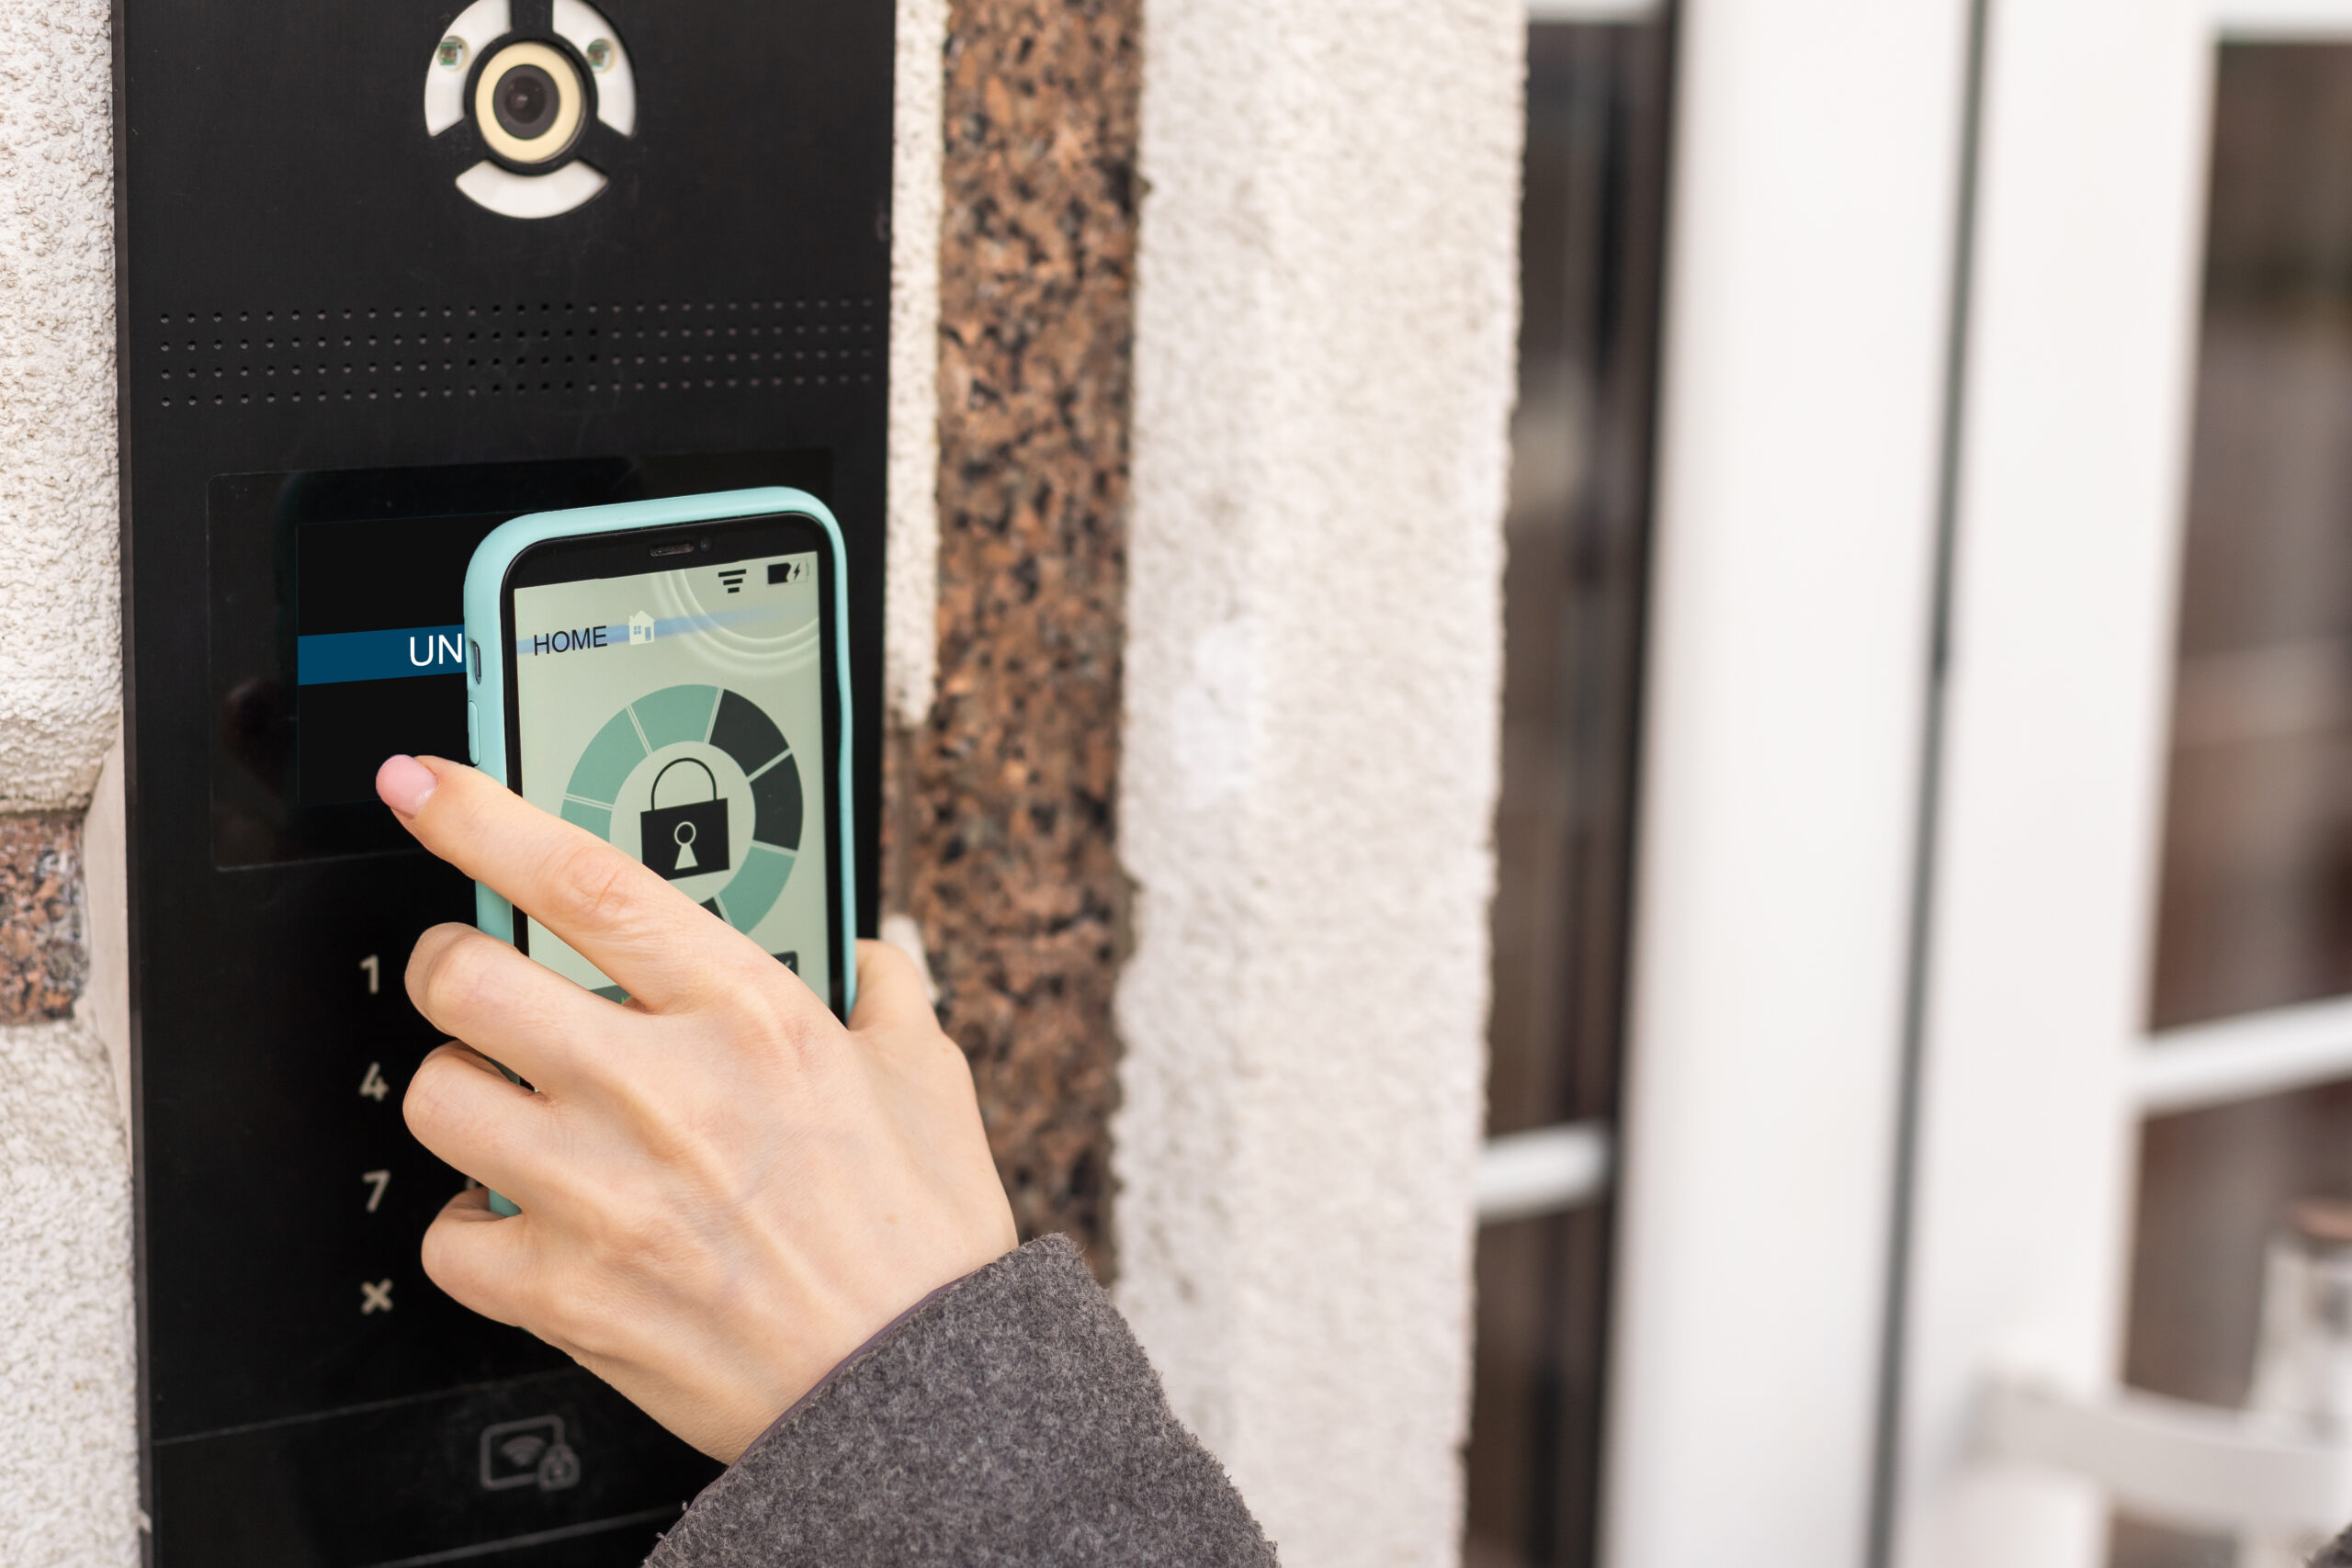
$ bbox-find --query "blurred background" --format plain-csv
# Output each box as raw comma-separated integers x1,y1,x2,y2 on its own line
1462,4,2352,1564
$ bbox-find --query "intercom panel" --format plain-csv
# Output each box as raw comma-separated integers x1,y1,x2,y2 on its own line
115,1,891,1562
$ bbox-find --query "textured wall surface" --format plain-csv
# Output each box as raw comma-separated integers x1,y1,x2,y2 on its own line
1114,0,1523,1561
0,1019,137,1567
0,0,132,1557
888,0,948,727
0,0,118,812
908,0,1140,1263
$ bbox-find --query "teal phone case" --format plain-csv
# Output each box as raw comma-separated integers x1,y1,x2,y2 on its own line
461,489,858,1215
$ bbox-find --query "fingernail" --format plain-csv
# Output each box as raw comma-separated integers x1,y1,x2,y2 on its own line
378,755,438,818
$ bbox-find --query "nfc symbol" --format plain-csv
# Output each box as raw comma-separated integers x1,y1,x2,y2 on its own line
640,757,731,881
479,1415,582,1493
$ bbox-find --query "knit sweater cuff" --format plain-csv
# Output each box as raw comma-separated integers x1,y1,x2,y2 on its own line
646,1235,1276,1567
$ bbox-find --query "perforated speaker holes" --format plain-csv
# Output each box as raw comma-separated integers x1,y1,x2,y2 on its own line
153,298,879,409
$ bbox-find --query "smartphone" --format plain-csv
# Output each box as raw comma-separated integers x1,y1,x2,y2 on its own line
462,488,856,1019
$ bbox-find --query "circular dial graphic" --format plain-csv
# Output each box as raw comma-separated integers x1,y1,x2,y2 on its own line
560,683,806,934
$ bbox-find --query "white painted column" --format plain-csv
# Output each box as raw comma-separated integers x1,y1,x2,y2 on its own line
1601,2,1973,1563
1894,2,2211,1563
1114,2,1523,1563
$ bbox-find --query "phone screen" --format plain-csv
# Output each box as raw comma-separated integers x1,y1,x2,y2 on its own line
505,533,836,1005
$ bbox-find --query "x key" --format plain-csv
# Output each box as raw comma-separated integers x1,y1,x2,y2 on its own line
360,1279,394,1315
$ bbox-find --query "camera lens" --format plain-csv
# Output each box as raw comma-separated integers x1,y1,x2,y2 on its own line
471,41,587,166
494,65,556,138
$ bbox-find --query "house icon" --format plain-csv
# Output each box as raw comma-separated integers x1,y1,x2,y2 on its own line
628,612,655,645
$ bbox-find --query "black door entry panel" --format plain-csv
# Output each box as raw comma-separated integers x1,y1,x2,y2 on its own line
153,1371,715,1568
117,0,890,1560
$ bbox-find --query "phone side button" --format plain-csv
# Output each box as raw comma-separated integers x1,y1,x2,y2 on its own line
467,700,481,764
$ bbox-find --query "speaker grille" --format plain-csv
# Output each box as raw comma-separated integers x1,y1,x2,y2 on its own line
152,298,879,408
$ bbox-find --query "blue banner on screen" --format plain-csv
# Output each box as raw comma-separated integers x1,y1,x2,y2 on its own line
298,626,468,685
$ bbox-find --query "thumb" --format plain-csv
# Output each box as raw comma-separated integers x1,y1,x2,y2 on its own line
848,939,937,1033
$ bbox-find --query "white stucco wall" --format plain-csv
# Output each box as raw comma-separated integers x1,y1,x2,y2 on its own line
0,0,135,1558
886,0,945,729
0,1019,137,1565
1114,1,1524,1562
0,0,116,810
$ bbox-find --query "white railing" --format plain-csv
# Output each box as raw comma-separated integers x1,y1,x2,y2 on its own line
1475,1121,1613,1224
2136,994,2352,1115
2211,0,2352,39
1527,0,1660,23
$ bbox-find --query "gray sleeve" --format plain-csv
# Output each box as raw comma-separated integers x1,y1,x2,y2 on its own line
645,1235,1279,1567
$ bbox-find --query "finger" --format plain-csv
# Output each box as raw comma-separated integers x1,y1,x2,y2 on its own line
849,940,938,1033
379,755,775,1012
420,1186,537,1329
402,1042,559,1204
405,921,630,1090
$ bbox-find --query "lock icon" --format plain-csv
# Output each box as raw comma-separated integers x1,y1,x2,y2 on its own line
640,757,731,881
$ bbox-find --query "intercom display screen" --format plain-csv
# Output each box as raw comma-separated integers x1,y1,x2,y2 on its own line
510,543,833,1000
205,452,830,868
296,512,500,802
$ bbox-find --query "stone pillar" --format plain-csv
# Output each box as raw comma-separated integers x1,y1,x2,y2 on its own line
1114,0,1525,1562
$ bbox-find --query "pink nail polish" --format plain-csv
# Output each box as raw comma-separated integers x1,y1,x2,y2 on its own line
377,755,438,818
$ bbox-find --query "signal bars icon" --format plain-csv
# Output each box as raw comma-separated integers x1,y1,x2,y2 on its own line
717,569,747,595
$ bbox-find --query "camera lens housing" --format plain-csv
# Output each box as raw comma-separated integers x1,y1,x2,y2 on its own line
424,0,635,219
473,40,586,165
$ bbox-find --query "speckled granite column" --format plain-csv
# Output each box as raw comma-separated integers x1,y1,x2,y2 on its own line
0,815,84,1024
906,0,1138,1269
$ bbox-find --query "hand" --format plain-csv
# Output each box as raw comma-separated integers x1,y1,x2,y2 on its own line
374,753,1018,1463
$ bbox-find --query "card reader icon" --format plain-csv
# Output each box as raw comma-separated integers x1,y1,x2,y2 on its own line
479,1415,582,1493
628,611,655,645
